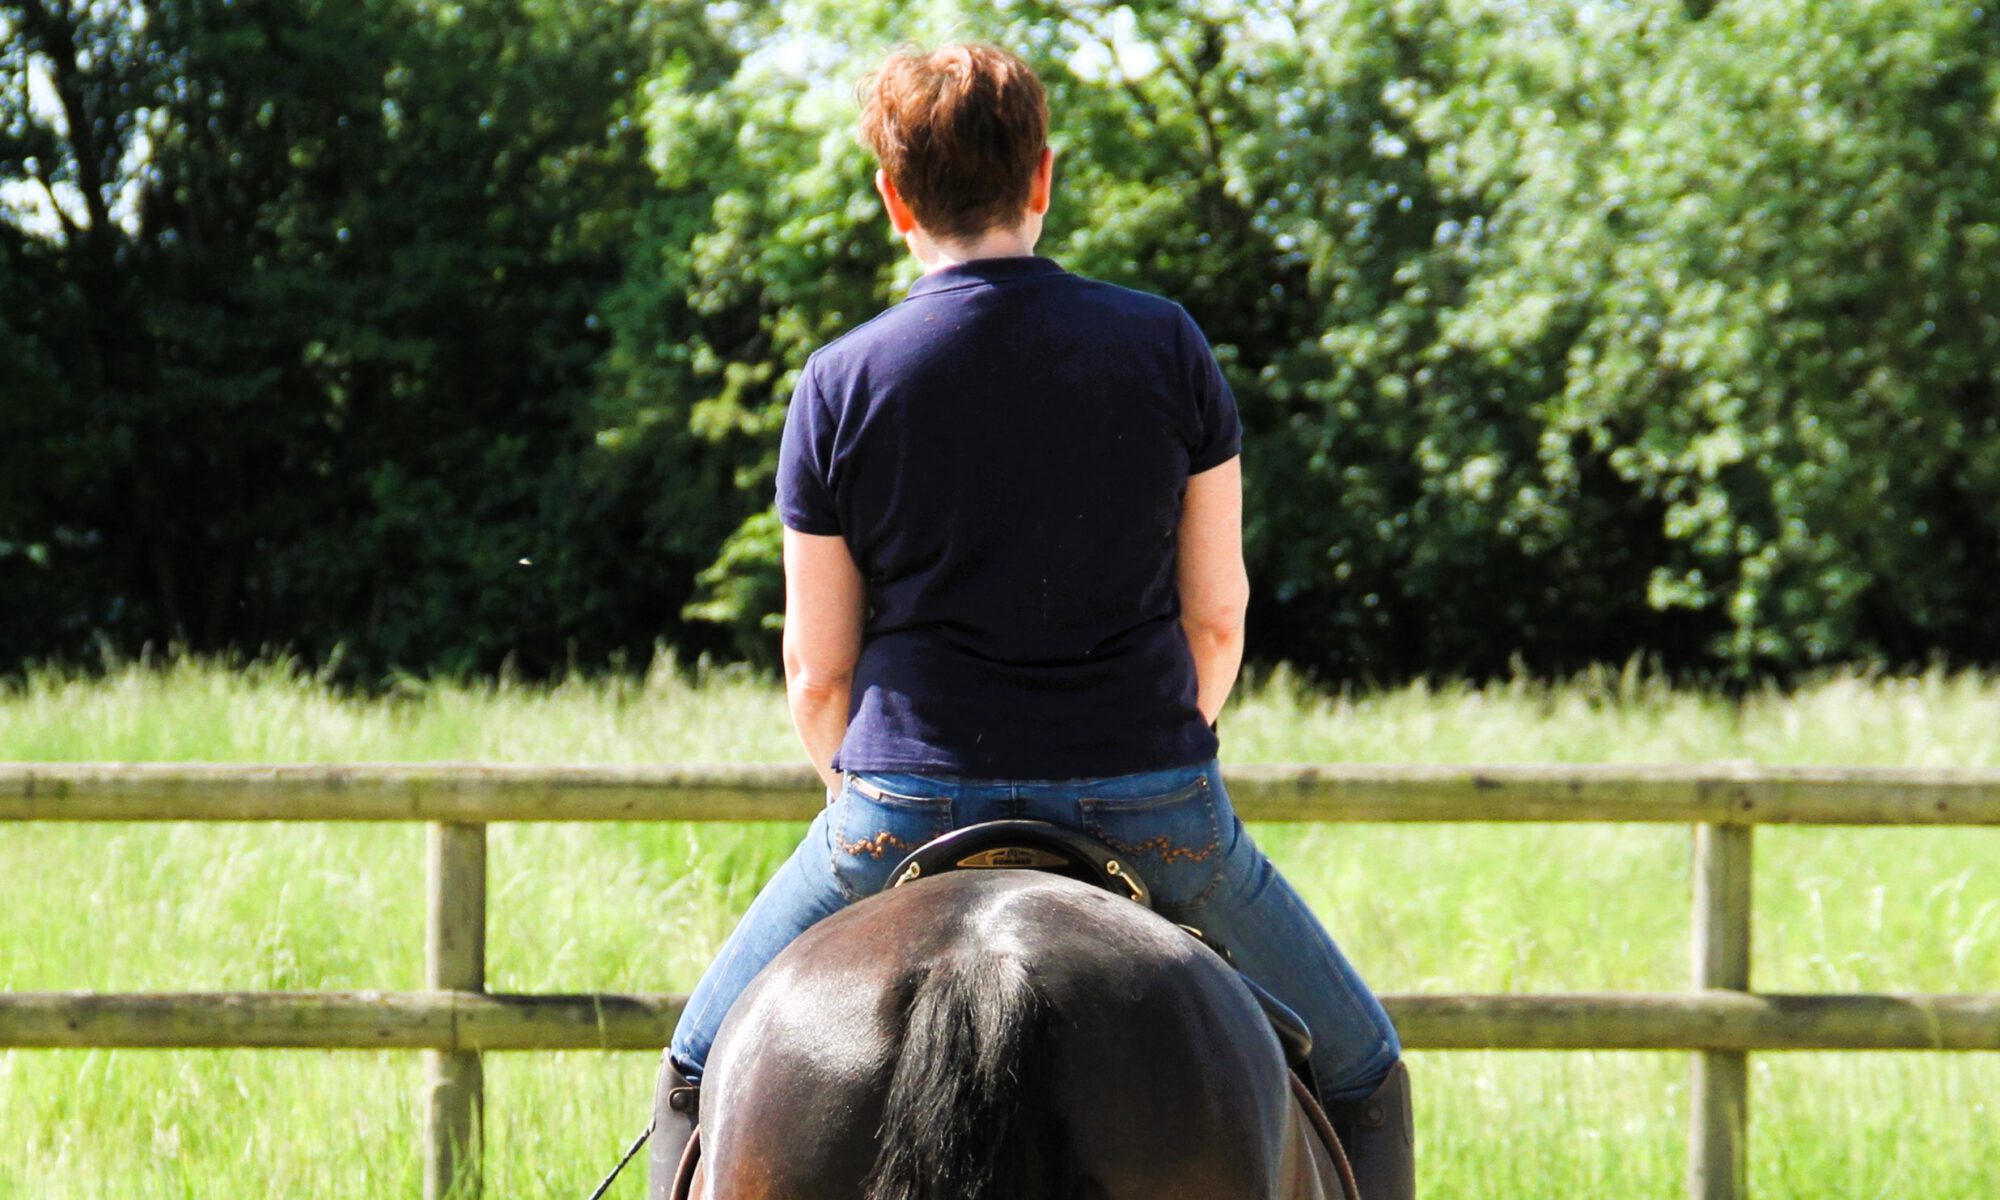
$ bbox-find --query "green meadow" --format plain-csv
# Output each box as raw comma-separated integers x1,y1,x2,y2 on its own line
1,652,1995,1197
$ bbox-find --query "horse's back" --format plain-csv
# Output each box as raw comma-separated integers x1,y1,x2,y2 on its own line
696,870,1336,1200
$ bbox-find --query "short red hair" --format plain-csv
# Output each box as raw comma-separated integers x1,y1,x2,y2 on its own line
856,43,1049,244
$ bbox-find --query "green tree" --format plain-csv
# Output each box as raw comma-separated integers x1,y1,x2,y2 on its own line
0,0,713,682
8,0,2000,686
1442,0,2000,670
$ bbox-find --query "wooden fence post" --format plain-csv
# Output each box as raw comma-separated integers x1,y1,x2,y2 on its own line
1689,823,1753,1200
425,822,487,1200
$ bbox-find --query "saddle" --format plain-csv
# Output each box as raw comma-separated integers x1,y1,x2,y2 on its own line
887,819,1318,1075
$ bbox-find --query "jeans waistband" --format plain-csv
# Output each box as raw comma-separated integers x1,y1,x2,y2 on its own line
846,759,1218,803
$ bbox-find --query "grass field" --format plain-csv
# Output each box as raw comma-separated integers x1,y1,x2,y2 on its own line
2,650,1996,1198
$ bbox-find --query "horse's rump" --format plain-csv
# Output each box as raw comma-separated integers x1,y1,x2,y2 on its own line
691,870,1344,1200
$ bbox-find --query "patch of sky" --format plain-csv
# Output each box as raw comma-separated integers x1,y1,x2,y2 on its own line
1061,6,1160,84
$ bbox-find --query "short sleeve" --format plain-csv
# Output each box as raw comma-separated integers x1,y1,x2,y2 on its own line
775,355,842,535
1176,305,1243,474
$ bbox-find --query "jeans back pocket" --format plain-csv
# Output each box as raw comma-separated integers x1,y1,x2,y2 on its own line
1078,774,1224,911
828,778,954,901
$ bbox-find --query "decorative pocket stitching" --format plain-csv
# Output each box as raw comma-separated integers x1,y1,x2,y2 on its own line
1078,775,1222,876
829,783,952,901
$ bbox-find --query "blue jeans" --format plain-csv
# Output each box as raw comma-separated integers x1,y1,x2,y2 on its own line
666,758,1402,1103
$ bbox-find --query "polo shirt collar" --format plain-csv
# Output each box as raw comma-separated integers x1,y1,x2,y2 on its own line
905,254,1066,298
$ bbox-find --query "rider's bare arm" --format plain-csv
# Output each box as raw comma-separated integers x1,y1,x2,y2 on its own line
1177,454,1250,726
782,526,865,791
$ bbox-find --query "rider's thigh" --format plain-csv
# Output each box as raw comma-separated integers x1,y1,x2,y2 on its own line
1187,813,1403,1103
825,773,956,902
1071,765,1227,910
668,807,850,1080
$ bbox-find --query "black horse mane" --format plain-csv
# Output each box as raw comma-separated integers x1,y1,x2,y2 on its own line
864,951,1075,1200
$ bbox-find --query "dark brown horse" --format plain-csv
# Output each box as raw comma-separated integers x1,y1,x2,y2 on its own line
674,868,1351,1199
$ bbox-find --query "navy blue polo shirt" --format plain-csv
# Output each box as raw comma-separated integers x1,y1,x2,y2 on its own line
775,254,1240,778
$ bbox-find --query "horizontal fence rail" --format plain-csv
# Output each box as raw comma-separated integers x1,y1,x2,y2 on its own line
3,990,1997,1053
5,762,1997,1200
7,761,2000,823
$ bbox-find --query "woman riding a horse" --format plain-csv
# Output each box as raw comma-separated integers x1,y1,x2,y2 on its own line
648,41,1415,1199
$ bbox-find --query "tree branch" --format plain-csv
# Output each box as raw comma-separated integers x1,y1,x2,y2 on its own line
30,154,83,244
17,0,116,257
1156,25,1226,178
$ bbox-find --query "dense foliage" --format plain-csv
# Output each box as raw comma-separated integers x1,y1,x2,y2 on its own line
0,0,730,681
5,0,1998,687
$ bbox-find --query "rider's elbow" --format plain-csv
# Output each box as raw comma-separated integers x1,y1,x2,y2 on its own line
1181,574,1249,642
783,638,856,697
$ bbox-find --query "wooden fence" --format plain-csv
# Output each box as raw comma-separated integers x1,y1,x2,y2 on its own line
3,762,1998,1200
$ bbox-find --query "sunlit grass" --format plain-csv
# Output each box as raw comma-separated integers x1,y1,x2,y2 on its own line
2,648,1995,1197
13,648,2000,767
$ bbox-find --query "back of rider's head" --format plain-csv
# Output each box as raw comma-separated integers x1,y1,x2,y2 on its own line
856,43,1055,260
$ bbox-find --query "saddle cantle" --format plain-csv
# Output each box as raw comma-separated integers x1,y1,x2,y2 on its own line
885,818,1316,1072
887,817,1153,906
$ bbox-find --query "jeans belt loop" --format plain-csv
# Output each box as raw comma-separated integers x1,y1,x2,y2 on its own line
848,774,885,800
